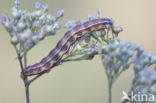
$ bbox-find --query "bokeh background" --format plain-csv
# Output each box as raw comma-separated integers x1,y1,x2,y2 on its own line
0,0,156,103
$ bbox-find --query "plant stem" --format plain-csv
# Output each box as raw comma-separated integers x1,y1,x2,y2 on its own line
26,74,43,85
23,52,30,103
17,53,30,103
15,46,30,103
14,46,24,75
25,86,30,103
108,82,112,103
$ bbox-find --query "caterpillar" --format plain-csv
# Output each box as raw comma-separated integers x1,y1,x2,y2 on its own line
24,18,114,76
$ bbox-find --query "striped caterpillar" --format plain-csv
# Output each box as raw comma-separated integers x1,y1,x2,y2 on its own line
24,18,114,76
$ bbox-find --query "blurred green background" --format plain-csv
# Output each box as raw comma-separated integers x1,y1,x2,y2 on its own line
0,0,156,103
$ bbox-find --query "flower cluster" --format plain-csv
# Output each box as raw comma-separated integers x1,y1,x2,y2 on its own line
130,69,156,95
1,0,64,55
132,50,156,73
100,41,156,102
127,51,156,102
62,11,123,63
101,41,136,85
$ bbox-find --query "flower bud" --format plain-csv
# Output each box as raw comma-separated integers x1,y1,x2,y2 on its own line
89,48,96,53
38,29,46,39
113,24,123,33
143,57,150,65
14,0,20,8
35,1,41,9
151,56,156,64
45,25,53,32
11,36,19,45
32,35,39,42
138,76,147,84
140,87,149,94
97,44,102,54
46,14,55,22
42,4,49,12
96,10,100,18
33,10,42,17
65,21,75,28
11,7,20,18
87,14,94,20
89,42,96,48
137,47,144,53
150,85,156,94
53,22,60,30
19,29,32,41
4,21,11,29
39,14,46,22
75,44,82,50
133,64,142,71
1,14,8,25
33,21,42,28
57,9,64,18
25,40,35,50
17,21,25,30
